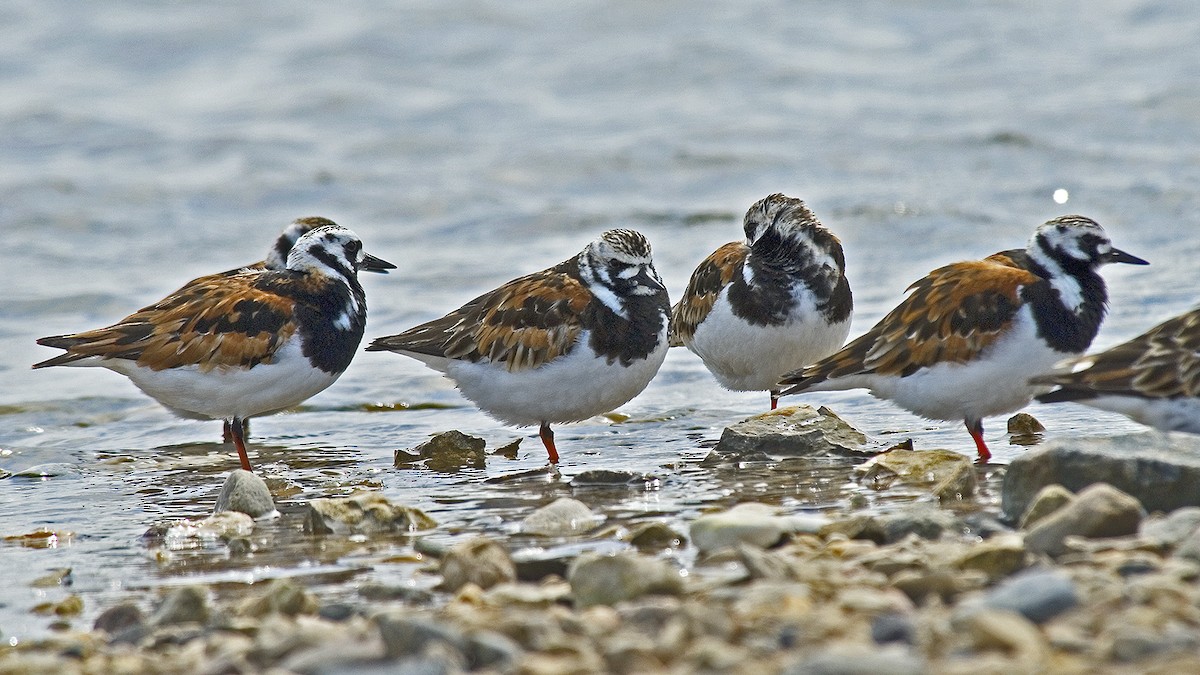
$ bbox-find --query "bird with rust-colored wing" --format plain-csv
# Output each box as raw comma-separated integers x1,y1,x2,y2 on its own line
670,193,853,409
1033,306,1200,433
33,223,395,471
778,215,1147,461
367,229,670,463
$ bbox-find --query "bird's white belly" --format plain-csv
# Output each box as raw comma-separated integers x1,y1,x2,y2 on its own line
102,337,340,421
819,313,1071,423
687,294,851,392
443,328,669,426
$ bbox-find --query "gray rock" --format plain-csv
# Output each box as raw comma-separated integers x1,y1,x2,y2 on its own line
690,502,828,554
1173,527,1200,564
712,405,870,459
463,630,522,671
438,537,516,591
150,586,210,627
94,603,144,635
871,613,915,645
1018,484,1075,530
511,550,572,582
875,504,960,543
214,469,276,518
1141,506,1200,548
627,521,687,552
1002,434,1200,519
783,646,926,675
408,430,487,471
1025,483,1145,557
971,568,1078,624
520,497,601,536
571,469,657,485
237,579,317,617
375,613,466,660
953,532,1026,580
568,552,684,607
304,491,437,535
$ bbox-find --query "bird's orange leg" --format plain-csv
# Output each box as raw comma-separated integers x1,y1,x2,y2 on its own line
539,422,560,464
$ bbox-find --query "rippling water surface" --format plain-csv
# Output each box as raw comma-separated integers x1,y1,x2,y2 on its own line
3,0,1200,641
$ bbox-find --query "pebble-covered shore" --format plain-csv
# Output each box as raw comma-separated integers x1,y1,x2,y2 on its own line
6,406,1200,674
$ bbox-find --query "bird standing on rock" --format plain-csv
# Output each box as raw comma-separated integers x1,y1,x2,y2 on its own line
670,193,853,410
777,215,1147,461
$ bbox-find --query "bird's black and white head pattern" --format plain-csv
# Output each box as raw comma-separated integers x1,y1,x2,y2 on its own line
578,229,667,315
574,229,670,365
264,217,337,270
734,193,852,326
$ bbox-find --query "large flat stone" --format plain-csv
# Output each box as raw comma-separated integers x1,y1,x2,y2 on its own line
1002,434,1200,520
711,405,870,459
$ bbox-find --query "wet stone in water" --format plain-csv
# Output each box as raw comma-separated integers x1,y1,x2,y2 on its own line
520,497,601,536
691,502,828,554
627,521,687,552
711,405,870,460
214,469,276,518
150,586,210,627
304,491,437,535
405,430,487,471
568,552,684,607
439,536,516,591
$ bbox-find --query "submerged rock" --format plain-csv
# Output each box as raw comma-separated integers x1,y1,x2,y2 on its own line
1024,483,1145,557
568,552,684,607
710,405,869,459
150,586,210,627
214,469,276,518
520,497,602,536
236,579,318,618
627,522,687,552
1003,434,1200,519
855,447,977,501
303,491,437,535
690,502,828,554
439,537,516,591
405,430,488,471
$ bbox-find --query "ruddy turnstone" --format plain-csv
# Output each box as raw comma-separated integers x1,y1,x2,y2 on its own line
777,215,1148,460
1033,306,1200,433
670,193,853,409
366,229,670,463
33,222,395,471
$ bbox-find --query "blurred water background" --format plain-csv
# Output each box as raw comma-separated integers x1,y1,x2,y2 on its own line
2,0,1198,641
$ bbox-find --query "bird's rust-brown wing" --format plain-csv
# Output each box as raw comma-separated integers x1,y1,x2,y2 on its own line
34,271,297,372
781,258,1041,387
368,267,591,373
1035,308,1200,401
669,242,747,347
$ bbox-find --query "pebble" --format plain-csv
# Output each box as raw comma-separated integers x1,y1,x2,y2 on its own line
1018,483,1075,529
953,532,1027,580
627,521,687,552
1025,483,1145,557
519,497,601,536
690,502,828,554
213,469,277,518
150,586,210,627
237,579,318,618
94,603,144,635
439,537,516,591
783,645,926,675
568,552,685,607
303,491,437,535
711,405,870,459
1140,506,1200,548
968,568,1078,624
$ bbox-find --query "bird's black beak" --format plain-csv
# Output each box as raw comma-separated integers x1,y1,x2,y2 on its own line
1107,248,1149,266
361,253,397,273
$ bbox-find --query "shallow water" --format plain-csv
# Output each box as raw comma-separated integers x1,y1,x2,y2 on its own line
2,0,1199,642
